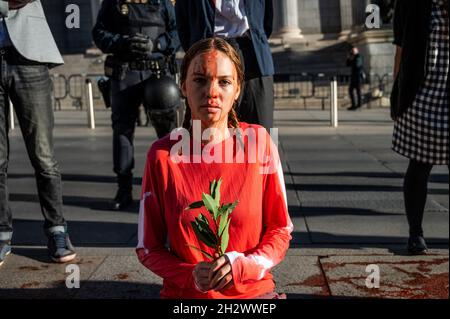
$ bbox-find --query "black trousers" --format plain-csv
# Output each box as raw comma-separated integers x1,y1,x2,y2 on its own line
349,80,362,109
111,75,177,190
0,49,66,233
228,35,274,130
238,76,274,130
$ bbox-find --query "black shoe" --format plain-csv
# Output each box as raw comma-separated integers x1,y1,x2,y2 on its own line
46,227,77,263
347,106,358,111
110,189,133,211
407,236,428,255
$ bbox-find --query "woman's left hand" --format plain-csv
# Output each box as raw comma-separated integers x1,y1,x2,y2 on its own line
208,254,234,292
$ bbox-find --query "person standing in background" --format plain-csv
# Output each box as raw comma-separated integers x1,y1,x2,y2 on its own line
391,0,449,254
0,0,76,266
92,0,181,211
175,0,275,130
346,46,365,111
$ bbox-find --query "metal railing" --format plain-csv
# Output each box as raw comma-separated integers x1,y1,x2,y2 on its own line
273,72,394,109
49,72,395,111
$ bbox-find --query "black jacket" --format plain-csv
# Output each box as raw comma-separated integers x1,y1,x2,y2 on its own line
346,54,364,83
390,0,449,119
175,0,274,76
92,0,180,58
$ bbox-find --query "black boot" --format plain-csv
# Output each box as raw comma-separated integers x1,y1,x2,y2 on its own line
110,175,133,211
407,236,428,255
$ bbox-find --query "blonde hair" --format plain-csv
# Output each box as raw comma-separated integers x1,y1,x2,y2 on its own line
180,37,244,131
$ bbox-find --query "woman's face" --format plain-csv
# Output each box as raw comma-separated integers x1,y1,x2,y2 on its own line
181,50,241,129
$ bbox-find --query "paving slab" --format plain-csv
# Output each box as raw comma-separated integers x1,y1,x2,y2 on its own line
74,255,162,299
10,218,138,247
272,256,329,298
0,250,105,298
321,255,449,299
305,213,449,244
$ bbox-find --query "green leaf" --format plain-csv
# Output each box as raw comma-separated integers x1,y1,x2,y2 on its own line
210,180,217,198
227,200,239,214
214,178,222,207
218,215,229,238
185,201,204,210
191,221,216,248
220,218,231,254
199,213,210,227
220,203,232,216
186,244,214,260
194,217,217,245
202,193,218,221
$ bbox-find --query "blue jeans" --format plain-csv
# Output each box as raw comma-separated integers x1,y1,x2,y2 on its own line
0,48,66,234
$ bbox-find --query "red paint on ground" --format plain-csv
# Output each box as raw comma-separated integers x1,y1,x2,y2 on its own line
287,273,330,296
19,266,40,271
20,282,40,288
416,273,449,299
322,258,449,299
116,273,130,280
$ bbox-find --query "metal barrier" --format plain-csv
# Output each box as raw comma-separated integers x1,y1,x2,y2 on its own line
312,73,330,110
50,72,394,111
273,72,394,109
50,74,68,111
67,74,85,110
273,73,314,109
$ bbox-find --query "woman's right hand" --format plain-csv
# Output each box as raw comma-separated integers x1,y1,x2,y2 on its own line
192,262,212,293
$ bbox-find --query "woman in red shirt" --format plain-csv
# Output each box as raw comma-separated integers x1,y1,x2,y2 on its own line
136,37,293,299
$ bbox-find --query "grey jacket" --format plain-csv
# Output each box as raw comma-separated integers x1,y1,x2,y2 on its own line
0,0,64,65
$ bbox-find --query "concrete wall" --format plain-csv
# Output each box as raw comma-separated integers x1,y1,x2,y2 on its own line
359,41,395,78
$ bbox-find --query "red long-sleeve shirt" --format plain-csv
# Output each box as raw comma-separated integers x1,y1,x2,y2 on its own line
136,122,293,299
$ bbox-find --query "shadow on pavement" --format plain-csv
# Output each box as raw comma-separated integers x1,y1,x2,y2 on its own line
0,282,162,299
288,171,449,184
11,219,138,248
290,230,449,251
286,183,449,195
10,193,140,214
288,205,400,217
9,173,143,186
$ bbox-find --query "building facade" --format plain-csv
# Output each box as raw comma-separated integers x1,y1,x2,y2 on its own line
41,0,394,76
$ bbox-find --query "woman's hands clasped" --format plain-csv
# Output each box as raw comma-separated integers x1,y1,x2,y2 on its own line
193,254,234,293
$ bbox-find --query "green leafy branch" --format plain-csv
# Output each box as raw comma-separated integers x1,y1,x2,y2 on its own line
185,178,239,260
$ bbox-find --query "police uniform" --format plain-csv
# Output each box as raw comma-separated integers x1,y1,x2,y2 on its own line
93,0,181,210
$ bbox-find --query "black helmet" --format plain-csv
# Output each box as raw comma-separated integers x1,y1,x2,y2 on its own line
143,75,181,110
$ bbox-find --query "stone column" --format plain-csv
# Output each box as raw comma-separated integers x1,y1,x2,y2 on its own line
274,0,303,40
339,0,353,39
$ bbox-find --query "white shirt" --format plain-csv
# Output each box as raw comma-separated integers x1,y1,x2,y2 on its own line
214,0,250,38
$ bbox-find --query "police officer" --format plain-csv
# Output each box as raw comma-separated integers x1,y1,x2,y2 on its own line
93,0,181,210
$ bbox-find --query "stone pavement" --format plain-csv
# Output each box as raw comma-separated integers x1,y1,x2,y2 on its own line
0,108,448,299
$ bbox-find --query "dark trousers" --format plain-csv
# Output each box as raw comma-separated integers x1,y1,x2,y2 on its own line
349,80,362,109
111,82,142,191
111,77,177,191
228,35,274,130
0,50,66,233
238,76,274,130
